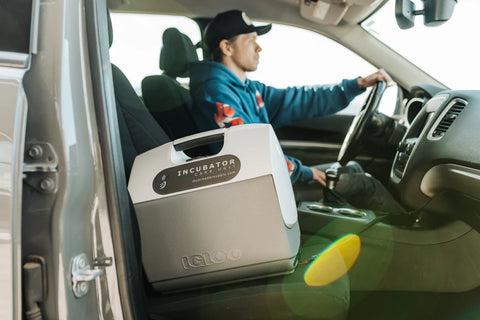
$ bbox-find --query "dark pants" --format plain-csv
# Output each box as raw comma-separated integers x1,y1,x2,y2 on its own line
293,161,406,215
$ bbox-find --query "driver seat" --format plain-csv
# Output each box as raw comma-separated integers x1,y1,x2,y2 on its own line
141,27,199,141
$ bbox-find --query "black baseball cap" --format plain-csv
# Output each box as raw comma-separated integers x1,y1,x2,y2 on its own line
204,10,272,51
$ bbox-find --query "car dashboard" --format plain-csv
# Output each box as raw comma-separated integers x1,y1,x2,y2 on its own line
391,86,480,224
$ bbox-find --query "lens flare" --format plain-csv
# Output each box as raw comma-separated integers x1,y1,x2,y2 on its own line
304,234,361,287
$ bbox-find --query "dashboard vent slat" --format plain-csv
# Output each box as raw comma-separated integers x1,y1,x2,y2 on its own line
432,101,466,138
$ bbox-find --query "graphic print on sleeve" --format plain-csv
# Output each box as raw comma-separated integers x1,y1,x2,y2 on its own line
214,102,245,128
255,90,265,111
285,157,294,177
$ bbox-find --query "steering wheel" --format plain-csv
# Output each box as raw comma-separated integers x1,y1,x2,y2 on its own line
337,81,386,165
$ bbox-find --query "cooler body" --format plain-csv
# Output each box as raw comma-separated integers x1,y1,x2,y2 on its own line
128,124,300,291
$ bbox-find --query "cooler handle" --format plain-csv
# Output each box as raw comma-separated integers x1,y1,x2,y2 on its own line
173,129,225,152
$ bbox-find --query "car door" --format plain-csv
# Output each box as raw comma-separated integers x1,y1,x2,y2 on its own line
0,1,122,319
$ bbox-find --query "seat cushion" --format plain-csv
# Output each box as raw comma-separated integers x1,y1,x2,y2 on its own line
147,235,350,320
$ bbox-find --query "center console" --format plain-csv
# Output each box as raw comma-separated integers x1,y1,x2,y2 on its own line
298,166,377,237
295,168,480,293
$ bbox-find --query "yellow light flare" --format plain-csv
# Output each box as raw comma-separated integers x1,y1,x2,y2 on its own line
304,234,361,287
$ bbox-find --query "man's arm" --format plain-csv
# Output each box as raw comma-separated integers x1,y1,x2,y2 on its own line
257,78,365,128
286,156,326,185
257,69,391,128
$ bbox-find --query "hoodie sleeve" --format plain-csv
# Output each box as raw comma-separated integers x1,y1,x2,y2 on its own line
257,78,365,128
285,155,313,184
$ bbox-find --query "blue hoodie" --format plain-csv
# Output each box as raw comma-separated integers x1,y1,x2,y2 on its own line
189,61,365,184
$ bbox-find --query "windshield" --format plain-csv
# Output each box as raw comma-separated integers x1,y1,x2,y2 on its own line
362,0,480,90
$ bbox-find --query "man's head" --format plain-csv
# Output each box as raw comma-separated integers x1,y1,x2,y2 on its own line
204,10,271,71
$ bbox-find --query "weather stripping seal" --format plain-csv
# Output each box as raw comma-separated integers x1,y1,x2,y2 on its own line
0,52,29,69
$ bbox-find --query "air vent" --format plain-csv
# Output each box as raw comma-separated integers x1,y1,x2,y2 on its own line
431,100,466,138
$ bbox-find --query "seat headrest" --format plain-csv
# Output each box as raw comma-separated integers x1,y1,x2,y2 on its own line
160,28,199,78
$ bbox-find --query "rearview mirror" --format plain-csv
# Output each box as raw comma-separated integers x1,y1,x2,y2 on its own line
395,0,457,29
423,0,457,26
395,0,415,29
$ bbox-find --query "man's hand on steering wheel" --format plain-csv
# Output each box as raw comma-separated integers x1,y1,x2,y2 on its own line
358,69,391,89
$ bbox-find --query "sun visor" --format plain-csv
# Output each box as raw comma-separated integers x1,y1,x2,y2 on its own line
300,0,381,25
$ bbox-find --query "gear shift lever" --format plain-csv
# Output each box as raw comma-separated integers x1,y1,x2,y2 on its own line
326,168,339,190
323,168,347,205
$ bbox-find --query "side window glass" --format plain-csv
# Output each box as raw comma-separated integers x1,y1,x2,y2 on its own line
251,23,383,115
0,0,32,54
109,13,202,95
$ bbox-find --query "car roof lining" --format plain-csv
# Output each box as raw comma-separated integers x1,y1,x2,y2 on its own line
107,0,388,26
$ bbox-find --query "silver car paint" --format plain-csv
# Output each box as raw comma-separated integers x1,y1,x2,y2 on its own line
9,0,121,318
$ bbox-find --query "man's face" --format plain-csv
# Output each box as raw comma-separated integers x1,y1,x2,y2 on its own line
228,32,262,72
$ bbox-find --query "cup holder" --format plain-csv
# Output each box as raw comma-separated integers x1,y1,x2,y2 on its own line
335,208,367,218
306,204,367,219
307,204,334,213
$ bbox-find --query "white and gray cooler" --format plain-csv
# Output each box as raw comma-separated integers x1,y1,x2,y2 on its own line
128,124,300,292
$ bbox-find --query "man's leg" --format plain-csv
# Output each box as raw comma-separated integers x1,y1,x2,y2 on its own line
334,172,406,214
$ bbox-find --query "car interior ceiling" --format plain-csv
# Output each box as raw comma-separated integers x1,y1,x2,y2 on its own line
105,6,480,320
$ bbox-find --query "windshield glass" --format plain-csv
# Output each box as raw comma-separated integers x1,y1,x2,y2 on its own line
362,0,480,90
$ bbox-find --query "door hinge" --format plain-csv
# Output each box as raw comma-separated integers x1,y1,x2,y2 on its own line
23,142,58,192
23,142,59,213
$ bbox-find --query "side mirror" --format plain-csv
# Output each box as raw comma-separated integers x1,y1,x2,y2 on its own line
395,0,457,30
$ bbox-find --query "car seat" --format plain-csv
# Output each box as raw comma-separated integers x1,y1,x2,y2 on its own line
141,27,200,141
107,11,350,320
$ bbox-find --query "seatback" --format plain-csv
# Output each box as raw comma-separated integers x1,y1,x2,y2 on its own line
142,28,199,141
107,12,171,180
112,64,170,179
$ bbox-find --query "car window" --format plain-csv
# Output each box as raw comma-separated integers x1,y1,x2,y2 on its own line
362,0,480,90
110,14,396,115
249,23,396,116
109,13,202,95
0,0,32,53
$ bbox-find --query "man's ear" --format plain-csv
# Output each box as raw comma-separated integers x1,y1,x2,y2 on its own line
219,39,232,57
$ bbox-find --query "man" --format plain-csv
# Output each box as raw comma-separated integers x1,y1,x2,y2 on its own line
190,10,404,213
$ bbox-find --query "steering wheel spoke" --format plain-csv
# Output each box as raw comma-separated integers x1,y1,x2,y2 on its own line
337,81,387,165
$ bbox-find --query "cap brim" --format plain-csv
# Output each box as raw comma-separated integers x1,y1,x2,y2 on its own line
254,24,272,36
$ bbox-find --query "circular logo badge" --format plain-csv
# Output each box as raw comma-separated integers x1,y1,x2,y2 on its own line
242,12,253,25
